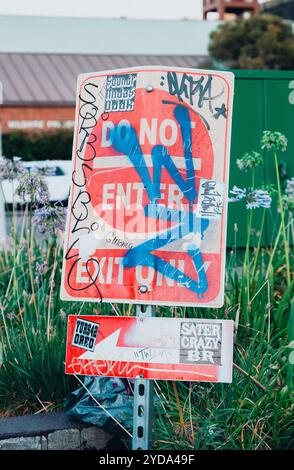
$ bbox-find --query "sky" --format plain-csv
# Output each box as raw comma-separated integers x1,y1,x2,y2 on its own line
0,0,204,20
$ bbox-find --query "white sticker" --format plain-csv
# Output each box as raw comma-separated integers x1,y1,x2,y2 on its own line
196,179,224,220
72,319,99,352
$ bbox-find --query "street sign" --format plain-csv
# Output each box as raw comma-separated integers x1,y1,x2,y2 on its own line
61,66,234,307
65,316,234,383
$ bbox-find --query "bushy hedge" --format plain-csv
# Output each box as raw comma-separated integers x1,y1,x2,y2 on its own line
209,14,294,70
3,130,73,161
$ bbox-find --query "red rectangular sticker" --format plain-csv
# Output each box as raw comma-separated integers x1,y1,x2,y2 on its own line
66,316,234,383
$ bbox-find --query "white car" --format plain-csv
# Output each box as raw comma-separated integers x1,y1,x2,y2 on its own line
1,160,72,204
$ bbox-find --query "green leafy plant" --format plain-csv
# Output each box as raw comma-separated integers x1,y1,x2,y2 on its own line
0,145,293,449
261,131,291,285
2,130,73,161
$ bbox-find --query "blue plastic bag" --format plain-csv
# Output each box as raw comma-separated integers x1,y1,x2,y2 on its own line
64,376,133,431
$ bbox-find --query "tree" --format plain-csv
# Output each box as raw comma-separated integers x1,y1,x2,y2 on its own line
209,14,294,70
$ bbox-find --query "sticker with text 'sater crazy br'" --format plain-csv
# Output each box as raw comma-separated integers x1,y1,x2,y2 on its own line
60,66,235,307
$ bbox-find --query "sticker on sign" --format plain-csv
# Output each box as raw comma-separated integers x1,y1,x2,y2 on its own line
66,316,234,383
60,66,234,307
71,318,99,352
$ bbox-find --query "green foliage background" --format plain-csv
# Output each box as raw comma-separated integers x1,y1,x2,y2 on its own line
209,14,294,70
3,130,73,161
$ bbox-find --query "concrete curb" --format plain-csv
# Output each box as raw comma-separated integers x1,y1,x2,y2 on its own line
0,411,124,450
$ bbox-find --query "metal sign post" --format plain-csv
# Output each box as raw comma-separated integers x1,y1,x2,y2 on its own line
132,304,154,450
65,315,234,446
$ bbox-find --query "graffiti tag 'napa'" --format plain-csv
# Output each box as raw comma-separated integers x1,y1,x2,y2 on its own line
165,72,226,119
108,104,209,299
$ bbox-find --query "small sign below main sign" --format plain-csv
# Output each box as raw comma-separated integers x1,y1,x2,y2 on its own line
66,316,234,383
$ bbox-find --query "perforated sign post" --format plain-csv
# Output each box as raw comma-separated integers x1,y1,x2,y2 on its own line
61,66,235,450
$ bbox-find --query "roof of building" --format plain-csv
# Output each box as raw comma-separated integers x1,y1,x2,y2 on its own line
0,15,219,56
1,15,293,106
0,15,217,106
0,53,207,105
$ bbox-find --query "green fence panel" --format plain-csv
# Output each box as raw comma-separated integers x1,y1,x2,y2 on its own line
227,70,294,247
228,77,266,247
263,78,294,246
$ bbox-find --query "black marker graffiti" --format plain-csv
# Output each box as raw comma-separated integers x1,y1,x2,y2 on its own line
164,71,226,118
65,82,103,301
197,180,224,219
77,83,99,161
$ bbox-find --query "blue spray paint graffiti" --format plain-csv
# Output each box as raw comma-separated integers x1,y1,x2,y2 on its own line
110,104,209,298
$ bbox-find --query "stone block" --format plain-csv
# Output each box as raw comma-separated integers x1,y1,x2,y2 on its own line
0,436,41,450
41,435,48,450
47,429,81,450
81,427,110,450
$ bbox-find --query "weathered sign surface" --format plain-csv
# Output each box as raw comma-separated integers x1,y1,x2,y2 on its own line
61,67,234,307
66,316,234,382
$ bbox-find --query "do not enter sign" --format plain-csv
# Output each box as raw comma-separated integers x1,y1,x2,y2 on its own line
61,67,234,307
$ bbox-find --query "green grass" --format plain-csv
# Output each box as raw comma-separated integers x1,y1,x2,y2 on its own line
153,299,294,450
0,206,293,449
151,249,294,450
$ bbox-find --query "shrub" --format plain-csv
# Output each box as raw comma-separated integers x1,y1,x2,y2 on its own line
209,14,294,70
2,130,73,161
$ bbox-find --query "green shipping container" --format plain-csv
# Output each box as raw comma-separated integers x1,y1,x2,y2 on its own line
227,70,294,247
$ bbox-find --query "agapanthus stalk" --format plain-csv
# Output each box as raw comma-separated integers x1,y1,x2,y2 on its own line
274,151,291,285
260,130,291,284
265,220,283,280
252,209,266,278
244,171,255,304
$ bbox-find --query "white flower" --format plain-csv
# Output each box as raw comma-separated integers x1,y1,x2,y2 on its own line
229,186,246,202
261,131,287,152
285,178,294,198
0,155,24,181
236,152,263,171
246,189,272,210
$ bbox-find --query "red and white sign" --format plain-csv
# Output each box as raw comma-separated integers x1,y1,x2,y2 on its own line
65,316,234,383
61,67,234,307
